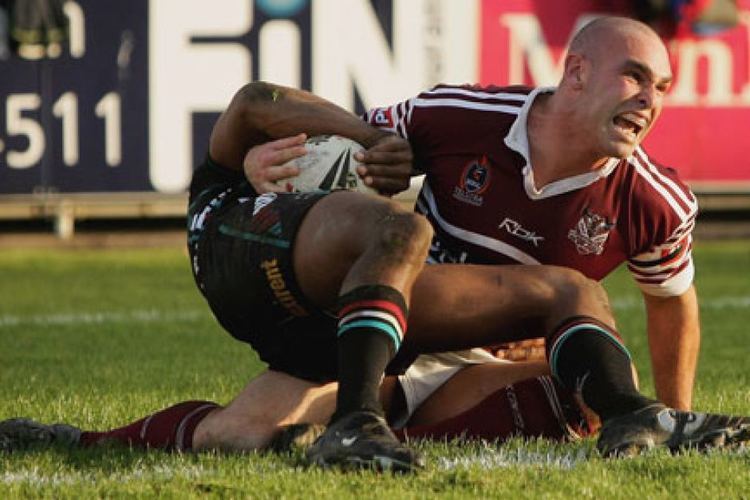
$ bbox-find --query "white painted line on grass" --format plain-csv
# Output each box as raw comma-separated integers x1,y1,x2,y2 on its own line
435,444,750,470
1,464,215,486
0,309,208,328
611,295,750,311
0,296,747,330
437,447,590,470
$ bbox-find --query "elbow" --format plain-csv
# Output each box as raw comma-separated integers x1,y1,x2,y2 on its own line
235,81,279,105
223,81,282,134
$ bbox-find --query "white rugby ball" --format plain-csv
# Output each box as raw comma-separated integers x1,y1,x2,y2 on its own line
276,135,377,195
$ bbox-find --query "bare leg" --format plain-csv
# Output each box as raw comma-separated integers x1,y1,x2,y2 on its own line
404,264,614,353
292,191,432,308
293,191,431,417
290,191,432,469
193,370,404,452
193,370,337,452
192,192,433,459
398,264,657,437
192,262,610,454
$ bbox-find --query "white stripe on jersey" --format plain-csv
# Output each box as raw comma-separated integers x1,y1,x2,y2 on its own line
637,264,694,297
419,183,541,265
405,99,416,129
627,238,694,296
635,148,698,213
380,100,413,140
667,218,695,243
628,233,692,269
628,155,696,222
397,100,410,139
413,98,523,115
627,266,687,280
339,309,405,339
422,87,529,102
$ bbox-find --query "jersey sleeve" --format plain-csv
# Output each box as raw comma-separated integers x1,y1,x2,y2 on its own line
363,94,430,173
363,95,417,140
626,150,698,297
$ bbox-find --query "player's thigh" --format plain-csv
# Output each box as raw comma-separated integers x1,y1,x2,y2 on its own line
405,263,610,352
292,190,425,309
408,361,549,425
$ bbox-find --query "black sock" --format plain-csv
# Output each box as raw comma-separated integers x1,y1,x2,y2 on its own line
547,317,657,421
333,285,407,421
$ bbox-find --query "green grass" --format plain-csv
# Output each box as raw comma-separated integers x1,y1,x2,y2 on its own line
1,242,749,498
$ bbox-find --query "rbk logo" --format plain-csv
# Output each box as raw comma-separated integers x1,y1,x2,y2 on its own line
499,217,544,247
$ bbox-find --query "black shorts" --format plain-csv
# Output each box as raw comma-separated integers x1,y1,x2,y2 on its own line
187,159,414,382
189,159,339,382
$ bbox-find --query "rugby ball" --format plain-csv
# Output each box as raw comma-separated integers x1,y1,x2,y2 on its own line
276,135,377,195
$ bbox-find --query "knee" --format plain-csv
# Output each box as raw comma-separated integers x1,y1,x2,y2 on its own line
543,266,613,320
545,266,606,301
544,266,592,293
371,206,433,262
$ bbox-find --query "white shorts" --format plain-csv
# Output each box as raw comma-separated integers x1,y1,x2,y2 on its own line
393,348,510,428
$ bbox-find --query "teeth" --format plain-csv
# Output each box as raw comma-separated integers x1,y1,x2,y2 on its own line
613,117,637,138
620,113,648,129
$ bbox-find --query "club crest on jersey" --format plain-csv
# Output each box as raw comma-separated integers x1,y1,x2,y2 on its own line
568,208,615,256
453,156,491,206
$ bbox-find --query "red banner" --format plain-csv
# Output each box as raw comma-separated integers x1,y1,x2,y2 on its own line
480,0,750,190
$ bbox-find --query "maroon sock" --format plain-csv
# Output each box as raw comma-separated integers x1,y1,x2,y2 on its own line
396,376,595,442
79,401,220,452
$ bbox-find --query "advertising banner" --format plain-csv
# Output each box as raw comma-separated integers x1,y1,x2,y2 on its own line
0,0,748,197
0,1,149,194
0,0,477,195
481,0,750,190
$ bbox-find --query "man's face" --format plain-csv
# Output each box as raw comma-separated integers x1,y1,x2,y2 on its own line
579,31,673,159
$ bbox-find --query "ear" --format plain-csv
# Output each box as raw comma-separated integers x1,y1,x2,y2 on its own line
562,53,587,90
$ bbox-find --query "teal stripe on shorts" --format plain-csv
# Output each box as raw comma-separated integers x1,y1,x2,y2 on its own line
218,224,290,249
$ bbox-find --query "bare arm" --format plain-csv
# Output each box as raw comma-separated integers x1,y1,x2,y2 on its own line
643,285,700,410
209,82,412,194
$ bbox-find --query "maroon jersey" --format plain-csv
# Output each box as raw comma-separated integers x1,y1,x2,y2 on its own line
365,85,697,297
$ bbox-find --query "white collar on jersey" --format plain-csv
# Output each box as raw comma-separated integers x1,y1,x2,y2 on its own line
504,86,620,200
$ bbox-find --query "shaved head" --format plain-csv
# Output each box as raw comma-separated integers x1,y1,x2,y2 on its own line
569,16,664,59
561,15,672,88
545,15,674,162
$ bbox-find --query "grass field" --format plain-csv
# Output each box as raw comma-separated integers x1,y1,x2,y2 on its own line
1,241,749,498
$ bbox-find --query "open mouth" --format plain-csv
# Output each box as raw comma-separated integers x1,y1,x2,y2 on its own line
612,113,647,140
